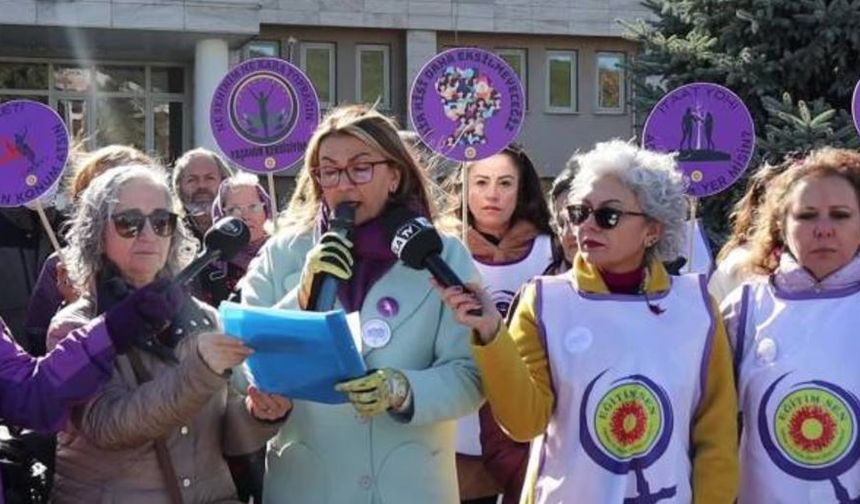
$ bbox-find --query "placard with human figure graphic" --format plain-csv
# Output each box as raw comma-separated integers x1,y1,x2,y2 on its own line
409,48,525,162
642,82,755,197
0,100,69,207
210,57,320,174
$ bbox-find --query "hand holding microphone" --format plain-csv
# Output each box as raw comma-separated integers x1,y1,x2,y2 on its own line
430,279,503,344
300,203,356,311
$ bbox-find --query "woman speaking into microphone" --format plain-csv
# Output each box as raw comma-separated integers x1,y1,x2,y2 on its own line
242,105,483,504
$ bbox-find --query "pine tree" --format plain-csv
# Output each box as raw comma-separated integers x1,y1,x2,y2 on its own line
624,0,860,240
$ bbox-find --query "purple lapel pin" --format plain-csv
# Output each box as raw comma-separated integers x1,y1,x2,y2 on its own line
377,297,399,318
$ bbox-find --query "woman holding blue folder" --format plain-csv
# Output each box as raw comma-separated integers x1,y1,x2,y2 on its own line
242,104,483,504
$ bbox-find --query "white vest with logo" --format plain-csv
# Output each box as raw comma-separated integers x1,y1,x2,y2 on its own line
734,281,860,504
527,273,713,503
456,234,553,456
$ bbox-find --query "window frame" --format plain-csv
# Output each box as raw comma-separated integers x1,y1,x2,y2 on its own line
241,39,281,61
595,51,626,114
496,47,528,111
545,49,578,114
355,43,391,110
299,42,337,109
0,58,189,158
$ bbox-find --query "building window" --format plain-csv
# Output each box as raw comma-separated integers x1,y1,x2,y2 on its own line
596,52,625,113
496,48,527,109
300,42,336,109
0,60,188,163
356,44,390,109
546,50,577,113
242,40,281,60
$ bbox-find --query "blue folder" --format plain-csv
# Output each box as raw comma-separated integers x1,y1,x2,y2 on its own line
219,302,366,404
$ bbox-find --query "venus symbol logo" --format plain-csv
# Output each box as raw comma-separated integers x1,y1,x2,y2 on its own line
580,370,676,503
759,373,860,503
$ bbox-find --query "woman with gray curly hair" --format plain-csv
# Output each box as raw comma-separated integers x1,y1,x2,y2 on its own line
46,165,289,503
434,139,738,503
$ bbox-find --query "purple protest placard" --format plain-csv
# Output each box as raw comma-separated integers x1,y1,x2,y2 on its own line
210,58,320,174
642,83,755,198
0,100,69,208
409,48,525,162
852,79,860,138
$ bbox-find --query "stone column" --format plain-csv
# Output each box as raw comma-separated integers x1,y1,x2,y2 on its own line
193,38,229,150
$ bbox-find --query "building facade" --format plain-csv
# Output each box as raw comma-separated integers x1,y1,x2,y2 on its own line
0,0,648,178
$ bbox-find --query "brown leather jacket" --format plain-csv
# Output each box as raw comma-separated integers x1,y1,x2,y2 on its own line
46,296,280,504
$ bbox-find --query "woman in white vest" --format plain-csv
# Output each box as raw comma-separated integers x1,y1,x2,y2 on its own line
436,139,739,503
447,144,557,504
722,147,860,504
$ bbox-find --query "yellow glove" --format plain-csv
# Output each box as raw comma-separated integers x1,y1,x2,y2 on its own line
335,369,412,418
298,232,354,310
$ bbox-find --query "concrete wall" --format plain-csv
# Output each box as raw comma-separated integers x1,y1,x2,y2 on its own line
1,0,262,34
2,0,649,37
259,25,409,122
259,0,650,37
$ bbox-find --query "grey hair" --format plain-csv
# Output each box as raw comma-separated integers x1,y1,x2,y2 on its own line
220,171,261,193
569,139,688,262
64,164,198,292
171,147,233,194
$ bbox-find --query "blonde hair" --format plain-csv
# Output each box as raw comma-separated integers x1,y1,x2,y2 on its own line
747,147,860,275
716,158,793,262
279,105,440,234
68,145,156,203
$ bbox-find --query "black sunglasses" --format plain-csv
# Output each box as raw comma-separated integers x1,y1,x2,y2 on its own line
111,209,178,238
567,204,647,230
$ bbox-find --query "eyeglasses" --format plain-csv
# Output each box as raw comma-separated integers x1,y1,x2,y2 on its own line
567,204,647,230
311,160,390,188
224,202,265,217
111,208,178,238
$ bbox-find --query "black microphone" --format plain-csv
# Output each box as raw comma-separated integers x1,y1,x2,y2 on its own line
382,205,482,316
174,217,250,286
309,202,356,311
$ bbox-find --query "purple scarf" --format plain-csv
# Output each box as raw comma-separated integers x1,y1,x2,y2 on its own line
335,216,397,312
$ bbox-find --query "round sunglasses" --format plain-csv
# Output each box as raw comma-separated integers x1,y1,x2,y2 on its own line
110,209,178,238
566,204,647,230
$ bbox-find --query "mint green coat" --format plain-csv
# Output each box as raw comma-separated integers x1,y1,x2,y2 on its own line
241,228,484,504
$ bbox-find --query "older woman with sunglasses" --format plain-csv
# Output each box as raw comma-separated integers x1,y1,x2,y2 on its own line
242,105,482,504
434,140,738,503
46,165,287,503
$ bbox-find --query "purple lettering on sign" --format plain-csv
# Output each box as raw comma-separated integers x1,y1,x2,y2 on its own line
409,48,524,162
642,82,756,198
0,100,69,208
210,58,320,174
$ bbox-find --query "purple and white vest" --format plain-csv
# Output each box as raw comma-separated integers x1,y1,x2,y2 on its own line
734,281,860,504
526,273,714,503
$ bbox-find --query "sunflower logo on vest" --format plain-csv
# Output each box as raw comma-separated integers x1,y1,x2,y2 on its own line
759,373,860,501
229,72,299,146
581,370,677,503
